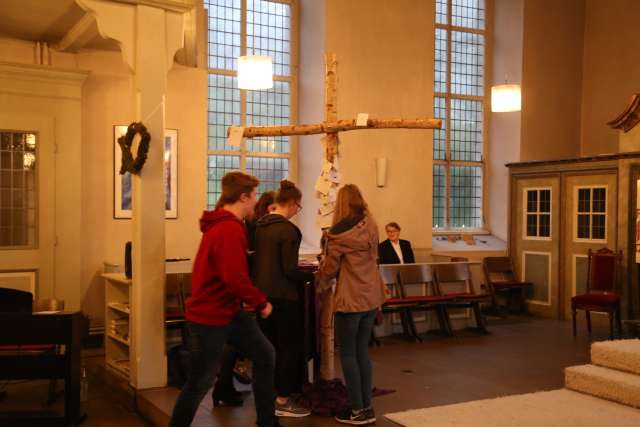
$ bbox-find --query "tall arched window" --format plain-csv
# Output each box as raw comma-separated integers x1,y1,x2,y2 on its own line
433,0,489,230
205,0,298,207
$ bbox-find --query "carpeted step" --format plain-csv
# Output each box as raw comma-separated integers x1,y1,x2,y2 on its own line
592,339,640,375
384,389,640,427
565,364,640,408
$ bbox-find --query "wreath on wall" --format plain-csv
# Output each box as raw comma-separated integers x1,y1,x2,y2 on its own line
118,122,151,175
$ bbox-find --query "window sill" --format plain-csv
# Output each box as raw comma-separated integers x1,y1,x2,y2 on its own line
432,229,491,236
432,233,507,253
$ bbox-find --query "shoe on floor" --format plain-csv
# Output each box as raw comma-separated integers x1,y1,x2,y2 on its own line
233,365,252,384
275,397,311,417
335,407,376,425
211,385,243,407
364,406,376,423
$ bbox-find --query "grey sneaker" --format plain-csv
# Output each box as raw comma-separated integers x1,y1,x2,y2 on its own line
275,398,311,417
364,406,376,423
335,407,376,425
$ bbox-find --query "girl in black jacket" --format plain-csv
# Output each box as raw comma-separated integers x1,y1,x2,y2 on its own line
252,180,313,417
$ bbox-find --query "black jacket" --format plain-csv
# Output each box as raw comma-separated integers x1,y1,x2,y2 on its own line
378,239,415,264
252,214,314,301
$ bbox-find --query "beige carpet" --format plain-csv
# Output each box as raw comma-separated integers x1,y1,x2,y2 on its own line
565,364,640,408
592,339,640,375
384,389,640,427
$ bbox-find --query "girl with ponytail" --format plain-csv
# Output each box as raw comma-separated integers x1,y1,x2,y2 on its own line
252,180,313,417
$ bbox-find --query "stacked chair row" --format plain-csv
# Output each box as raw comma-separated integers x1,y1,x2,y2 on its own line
379,262,490,342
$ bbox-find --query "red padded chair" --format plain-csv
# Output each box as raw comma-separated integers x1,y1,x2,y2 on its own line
434,262,490,334
395,264,455,338
571,248,623,339
380,264,417,341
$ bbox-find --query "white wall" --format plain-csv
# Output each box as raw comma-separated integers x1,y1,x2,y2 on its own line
298,0,325,251
0,38,207,326
323,0,435,250
489,0,523,241
78,50,207,326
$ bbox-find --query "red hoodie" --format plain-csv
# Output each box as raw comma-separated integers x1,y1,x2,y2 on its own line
186,208,268,326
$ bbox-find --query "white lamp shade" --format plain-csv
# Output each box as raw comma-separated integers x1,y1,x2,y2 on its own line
238,55,273,90
491,84,521,112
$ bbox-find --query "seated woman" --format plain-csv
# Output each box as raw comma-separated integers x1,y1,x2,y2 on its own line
378,222,415,264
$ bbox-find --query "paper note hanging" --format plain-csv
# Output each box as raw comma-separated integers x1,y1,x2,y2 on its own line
318,202,335,216
316,213,333,229
315,176,331,195
356,113,369,127
328,187,338,202
228,126,245,147
321,160,333,174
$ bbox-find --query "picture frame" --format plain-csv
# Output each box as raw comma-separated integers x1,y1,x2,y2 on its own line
114,125,178,219
0,270,37,298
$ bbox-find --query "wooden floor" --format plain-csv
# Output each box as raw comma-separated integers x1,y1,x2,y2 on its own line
0,316,612,426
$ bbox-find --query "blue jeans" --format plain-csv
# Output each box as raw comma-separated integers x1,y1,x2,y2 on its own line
168,311,277,427
335,308,378,411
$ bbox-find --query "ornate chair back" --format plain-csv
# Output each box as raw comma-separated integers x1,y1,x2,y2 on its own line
587,248,621,294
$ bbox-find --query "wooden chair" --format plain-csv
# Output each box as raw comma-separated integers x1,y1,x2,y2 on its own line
482,256,532,314
166,273,192,343
395,264,454,339
379,264,417,341
433,263,489,334
571,248,623,339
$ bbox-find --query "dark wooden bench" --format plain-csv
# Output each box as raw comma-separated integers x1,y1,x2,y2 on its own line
0,311,84,426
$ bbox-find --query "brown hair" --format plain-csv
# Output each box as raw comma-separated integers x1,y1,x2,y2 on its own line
331,184,369,226
385,222,401,231
254,191,275,219
275,180,302,205
215,171,259,209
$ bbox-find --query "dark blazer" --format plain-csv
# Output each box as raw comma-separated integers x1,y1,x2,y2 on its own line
252,214,315,301
378,239,415,264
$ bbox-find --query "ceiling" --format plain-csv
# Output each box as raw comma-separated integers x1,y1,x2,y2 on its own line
0,0,118,51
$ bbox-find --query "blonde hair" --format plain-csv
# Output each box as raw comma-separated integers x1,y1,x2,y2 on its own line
331,184,370,227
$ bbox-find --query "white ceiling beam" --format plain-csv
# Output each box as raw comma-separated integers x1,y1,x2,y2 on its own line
54,12,99,52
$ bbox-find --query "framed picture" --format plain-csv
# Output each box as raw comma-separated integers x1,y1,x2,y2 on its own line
114,126,178,219
0,270,37,298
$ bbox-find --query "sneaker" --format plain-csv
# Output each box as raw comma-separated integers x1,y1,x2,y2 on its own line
364,406,376,423
232,364,252,385
335,407,375,425
275,397,311,417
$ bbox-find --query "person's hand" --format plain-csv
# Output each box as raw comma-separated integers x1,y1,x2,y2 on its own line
260,302,273,319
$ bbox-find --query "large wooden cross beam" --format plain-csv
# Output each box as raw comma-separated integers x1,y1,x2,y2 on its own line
229,53,441,381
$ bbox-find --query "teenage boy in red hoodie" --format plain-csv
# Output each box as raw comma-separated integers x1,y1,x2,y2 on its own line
169,172,279,427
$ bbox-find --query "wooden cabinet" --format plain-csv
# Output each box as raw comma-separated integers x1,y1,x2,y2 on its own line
507,154,640,320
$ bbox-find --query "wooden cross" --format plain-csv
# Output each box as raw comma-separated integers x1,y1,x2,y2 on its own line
229,53,441,381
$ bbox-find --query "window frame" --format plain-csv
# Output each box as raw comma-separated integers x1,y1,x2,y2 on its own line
522,187,552,241
0,130,38,250
433,0,492,233
205,0,299,207
573,185,608,243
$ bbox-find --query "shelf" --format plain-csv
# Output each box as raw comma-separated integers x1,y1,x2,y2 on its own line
102,273,132,286
106,358,130,379
108,302,130,315
107,332,130,346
